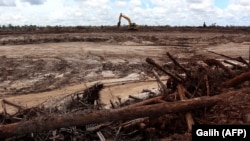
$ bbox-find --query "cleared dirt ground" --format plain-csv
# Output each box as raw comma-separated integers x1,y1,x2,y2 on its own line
0,26,249,140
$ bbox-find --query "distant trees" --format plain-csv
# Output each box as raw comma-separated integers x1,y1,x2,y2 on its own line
0,24,40,31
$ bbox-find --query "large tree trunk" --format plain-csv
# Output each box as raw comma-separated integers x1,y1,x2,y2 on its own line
1,88,249,138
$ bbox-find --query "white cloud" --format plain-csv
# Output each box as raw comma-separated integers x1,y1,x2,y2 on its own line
77,0,110,8
115,0,127,8
230,0,250,6
21,0,47,5
0,0,16,6
221,0,250,25
0,13,27,24
188,0,214,12
129,0,141,7
0,0,249,26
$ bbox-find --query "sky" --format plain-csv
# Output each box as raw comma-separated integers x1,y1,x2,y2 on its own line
0,0,249,26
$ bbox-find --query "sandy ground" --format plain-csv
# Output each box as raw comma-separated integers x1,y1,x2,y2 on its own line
0,30,249,114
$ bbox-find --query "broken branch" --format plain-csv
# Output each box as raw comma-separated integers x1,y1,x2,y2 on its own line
222,71,250,87
208,51,249,66
0,92,228,138
121,117,148,129
177,84,194,132
152,70,168,94
236,56,249,67
124,96,163,109
203,59,234,77
166,52,191,79
223,60,243,69
146,57,184,83
2,99,25,110
204,75,210,96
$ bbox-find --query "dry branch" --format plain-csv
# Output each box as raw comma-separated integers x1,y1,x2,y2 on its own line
0,92,229,138
97,131,106,141
121,117,149,129
208,51,235,60
204,59,234,77
236,56,249,67
249,46,250,68
204,75,210,96
208,51,249,67
177,84,194,132
146,57,184,83
152,70,168,94
129,95,142,101
166,52,191,79
124,96,163,109
222,71,250,87
223,60,243,69
86,122,112,132
2,99,25,110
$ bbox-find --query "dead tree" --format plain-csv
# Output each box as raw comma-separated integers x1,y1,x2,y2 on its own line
0,96,220,138
1,88,249,139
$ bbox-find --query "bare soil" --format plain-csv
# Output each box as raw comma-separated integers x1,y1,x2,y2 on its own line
0,26,249,140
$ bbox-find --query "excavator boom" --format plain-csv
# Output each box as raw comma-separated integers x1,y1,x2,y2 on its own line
117,13,138,30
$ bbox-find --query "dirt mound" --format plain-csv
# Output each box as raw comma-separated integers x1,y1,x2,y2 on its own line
0,35,109,45
2,26,250,46
0,56,72,94
0,54,152,95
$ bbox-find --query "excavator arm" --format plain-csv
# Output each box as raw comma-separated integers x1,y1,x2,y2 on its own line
117,13,138,30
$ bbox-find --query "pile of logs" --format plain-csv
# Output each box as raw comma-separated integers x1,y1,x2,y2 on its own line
0,51,249,140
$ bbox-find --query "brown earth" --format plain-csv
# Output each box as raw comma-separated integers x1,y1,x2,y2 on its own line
0,27,249,110
0,26,249,140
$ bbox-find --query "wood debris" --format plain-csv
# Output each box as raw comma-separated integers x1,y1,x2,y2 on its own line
0,51,249,140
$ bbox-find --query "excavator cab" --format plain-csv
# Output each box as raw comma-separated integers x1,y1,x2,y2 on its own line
117,13,138,30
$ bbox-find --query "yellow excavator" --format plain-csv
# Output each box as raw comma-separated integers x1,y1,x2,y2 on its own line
117,13,138,30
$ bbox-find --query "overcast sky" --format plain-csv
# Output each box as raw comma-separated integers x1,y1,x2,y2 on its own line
0,0,249,26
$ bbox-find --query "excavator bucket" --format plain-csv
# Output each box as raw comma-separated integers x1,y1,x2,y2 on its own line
117,21,121,27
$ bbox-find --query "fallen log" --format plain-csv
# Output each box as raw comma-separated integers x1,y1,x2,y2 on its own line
223,60,244,69
208,51,249,67
222,71,250,87
203,58,234,77
1,88,249,138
